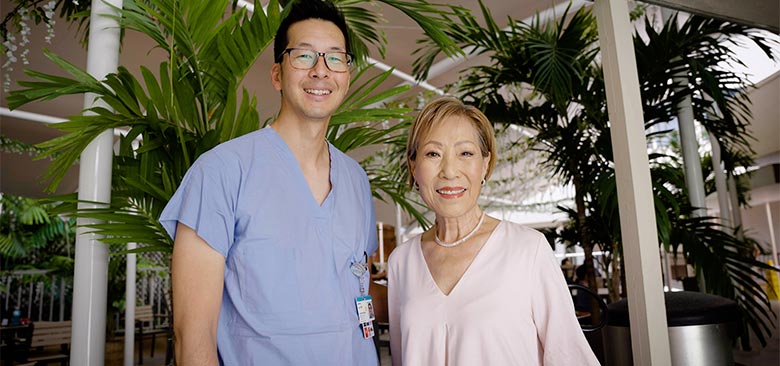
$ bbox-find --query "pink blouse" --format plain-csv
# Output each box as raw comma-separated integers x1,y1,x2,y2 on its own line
388,220,600,366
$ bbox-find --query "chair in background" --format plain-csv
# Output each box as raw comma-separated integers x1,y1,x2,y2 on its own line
369,280,390,357
135,305,169,365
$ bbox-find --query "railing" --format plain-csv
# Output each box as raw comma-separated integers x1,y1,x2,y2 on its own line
1,269,71,322
1,266,171,331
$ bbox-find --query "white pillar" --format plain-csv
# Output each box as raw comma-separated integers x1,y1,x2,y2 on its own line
728,175,744,240
709,135,731,226
70,0,122,365
766,203,778,266
675,76,707,217
378,222,385,268
593,1,672,365
124,243,137,366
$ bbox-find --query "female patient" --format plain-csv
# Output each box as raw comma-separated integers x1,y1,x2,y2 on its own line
387,97,599,365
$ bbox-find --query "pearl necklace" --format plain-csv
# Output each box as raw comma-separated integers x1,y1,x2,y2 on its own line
434,211,486,248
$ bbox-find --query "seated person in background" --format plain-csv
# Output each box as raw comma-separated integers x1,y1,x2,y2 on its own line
387,97,599,366
574,264,593,313
561,257,575,284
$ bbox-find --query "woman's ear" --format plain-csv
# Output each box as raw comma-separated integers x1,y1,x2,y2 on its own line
482,153,490,178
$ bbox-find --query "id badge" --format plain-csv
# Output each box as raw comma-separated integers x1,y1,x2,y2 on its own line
361,321,375,339
355,295,375,323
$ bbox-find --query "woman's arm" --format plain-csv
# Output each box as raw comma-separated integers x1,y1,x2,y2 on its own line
171,222,225,366
388,256,402,366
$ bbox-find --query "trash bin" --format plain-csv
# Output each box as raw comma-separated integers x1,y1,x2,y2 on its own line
602,291,741,366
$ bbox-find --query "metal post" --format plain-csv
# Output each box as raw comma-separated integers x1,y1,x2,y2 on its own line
69,0,123,365
593,0,672,364
124,243,137,366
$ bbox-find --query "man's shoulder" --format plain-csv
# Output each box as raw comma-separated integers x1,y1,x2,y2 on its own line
330,145,367,176
202,129,269,159
213,129,267,153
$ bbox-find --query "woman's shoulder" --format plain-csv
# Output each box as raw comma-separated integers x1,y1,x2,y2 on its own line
495,220,547,242
387,233,422,264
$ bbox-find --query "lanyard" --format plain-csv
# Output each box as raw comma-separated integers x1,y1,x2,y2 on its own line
350,251,369,296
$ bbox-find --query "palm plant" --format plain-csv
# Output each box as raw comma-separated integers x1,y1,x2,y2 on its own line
6,0,467,256
0,192,74,271
413,1,778,347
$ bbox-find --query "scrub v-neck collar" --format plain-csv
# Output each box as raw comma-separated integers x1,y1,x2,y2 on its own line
265,127,336,215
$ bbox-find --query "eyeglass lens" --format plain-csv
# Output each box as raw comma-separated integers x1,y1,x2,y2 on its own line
287,49,351,72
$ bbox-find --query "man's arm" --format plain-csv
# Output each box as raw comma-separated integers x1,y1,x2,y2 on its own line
171,222,225,365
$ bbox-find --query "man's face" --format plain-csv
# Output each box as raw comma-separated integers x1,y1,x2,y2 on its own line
271,19,351,122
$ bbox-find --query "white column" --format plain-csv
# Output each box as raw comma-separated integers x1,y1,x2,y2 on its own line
675,76,707,217
378,222,385,268
124,243,137,366
70,0,122,365
766,203,778,266
709,135,731,226
728,176,744,239
593,1,672,365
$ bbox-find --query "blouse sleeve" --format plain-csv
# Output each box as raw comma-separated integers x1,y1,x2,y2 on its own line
388,251,402,366
159,150,238,257
530,234,601,365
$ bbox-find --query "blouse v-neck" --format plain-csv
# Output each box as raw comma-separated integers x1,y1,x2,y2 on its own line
418,220,504,297
266,127,335,212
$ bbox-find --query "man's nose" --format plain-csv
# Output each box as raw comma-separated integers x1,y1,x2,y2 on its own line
309,55,330,78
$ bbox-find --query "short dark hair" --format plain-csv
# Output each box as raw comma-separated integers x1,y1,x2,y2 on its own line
273,0,351,63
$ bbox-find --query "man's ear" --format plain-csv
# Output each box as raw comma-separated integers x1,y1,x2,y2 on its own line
271,63,282,91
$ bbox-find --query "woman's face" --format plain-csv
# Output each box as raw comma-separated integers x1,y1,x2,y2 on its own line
412,115,489,219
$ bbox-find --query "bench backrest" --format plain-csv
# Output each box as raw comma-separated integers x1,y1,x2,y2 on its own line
31,321,72,348
136,305,154,323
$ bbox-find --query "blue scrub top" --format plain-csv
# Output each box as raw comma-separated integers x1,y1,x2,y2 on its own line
160,128,379,365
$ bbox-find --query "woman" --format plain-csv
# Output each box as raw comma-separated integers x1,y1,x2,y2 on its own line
387,97,599,365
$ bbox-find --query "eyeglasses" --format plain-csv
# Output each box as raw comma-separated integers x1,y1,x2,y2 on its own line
279,48,353,73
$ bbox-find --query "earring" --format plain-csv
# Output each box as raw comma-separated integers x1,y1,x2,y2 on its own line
481,178,486,185
414,182,420,191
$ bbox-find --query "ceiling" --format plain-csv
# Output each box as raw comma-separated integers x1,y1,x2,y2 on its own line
1,0,778,200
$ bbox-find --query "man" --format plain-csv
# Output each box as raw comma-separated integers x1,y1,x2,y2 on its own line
159,1,379,364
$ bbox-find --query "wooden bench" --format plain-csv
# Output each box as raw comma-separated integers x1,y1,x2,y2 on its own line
135,305,170,364
24,321,71,366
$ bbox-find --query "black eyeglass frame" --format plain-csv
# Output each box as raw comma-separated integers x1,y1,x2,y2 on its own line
278,48,354,73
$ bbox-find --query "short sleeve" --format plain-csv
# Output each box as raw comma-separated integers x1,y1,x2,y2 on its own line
530,233,600,365
159,151,237,257
364,182,378,256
